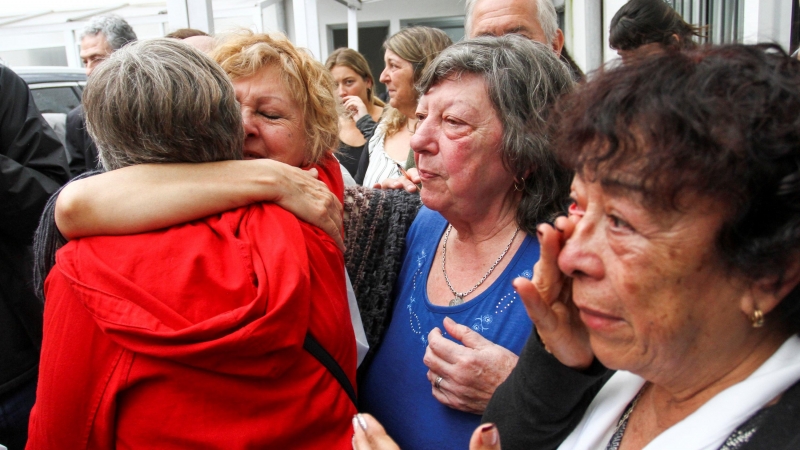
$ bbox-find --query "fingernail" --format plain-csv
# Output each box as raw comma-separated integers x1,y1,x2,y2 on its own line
480,424,498,446
354,414,367,431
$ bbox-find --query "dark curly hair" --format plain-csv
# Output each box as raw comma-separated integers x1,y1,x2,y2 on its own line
554,44,800,332
609,0,702,51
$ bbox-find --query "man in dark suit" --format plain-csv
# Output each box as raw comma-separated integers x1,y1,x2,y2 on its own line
66,14,136,178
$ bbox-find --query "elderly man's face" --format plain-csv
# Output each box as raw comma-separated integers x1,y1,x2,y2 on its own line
469,0,564,55
80,33,114,76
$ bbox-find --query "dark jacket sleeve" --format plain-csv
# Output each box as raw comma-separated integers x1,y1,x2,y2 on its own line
482,334,613,450
355,115,378,142
65,106,87,178
32,171,99,301
65,105,99,178
353,116,379,185
0,66,69,244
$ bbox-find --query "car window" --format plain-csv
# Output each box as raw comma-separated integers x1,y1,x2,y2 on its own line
31,87,81,114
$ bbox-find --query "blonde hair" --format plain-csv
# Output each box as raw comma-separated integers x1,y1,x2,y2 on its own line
210,30,338,165
325,47,385,108
382,26,452,136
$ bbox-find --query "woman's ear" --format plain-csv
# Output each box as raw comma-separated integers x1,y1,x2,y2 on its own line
741,256,800,317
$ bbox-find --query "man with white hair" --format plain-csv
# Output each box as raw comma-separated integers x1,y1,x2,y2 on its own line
465,0,564,54
66,14,137,178
465,0,584,80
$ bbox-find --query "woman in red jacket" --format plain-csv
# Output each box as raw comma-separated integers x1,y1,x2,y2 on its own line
28,37,356,449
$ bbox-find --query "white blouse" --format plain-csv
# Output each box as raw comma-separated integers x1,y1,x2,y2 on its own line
361,124,408,188
558,335,800,450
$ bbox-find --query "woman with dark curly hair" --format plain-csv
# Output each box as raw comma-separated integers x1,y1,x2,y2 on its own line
441,44,800,450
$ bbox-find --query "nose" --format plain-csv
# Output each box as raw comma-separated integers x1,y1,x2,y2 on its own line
337,83,347,98
410,116,436,156
85,62,96,77
241,110,258,139
557,214,605,280
379,67,390,84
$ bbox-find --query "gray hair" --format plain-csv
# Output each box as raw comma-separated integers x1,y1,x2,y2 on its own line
465,0,559,45
80,14,137,50
84,39,243,170
417,35,574,231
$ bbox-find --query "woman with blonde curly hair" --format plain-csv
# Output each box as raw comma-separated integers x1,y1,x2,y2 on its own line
212,31,339,166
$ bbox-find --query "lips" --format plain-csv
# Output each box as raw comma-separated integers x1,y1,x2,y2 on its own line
243,150,264,160
417,168,437,181
576,304,624,332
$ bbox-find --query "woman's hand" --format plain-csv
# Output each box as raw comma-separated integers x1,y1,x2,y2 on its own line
376,168,421,193
351,414,401,450
271,165,344,251
343,95,370,122
423,317,518,414
512,216,593,370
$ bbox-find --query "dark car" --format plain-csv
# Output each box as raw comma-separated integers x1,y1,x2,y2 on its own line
14,66,87,145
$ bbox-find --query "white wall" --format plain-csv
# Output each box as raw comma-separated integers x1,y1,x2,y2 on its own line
566,0,605,73
315,0,465,60
602,0,627,64
743,0,793,51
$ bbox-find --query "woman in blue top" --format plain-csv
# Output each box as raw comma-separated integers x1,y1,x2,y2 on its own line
359,36,574,449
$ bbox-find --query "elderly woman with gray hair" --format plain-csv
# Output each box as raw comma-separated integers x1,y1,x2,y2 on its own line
354,34,572,449
28,38,357,448
42,35,574,448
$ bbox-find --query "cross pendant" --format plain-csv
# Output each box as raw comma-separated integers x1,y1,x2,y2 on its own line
449,296,464,307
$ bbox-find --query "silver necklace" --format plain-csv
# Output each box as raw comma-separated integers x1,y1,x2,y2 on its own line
442,224,520,306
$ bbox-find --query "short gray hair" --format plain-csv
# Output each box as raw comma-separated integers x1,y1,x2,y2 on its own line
465,0,559,45
84,39,243,170
80,14,137,50
417,35,574,231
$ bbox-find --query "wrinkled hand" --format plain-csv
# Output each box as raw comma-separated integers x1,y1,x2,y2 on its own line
376,168,421,193
512,216,593,369
343,95,370,122
268,162,344,252
469,424,502,450
351,414,401,450
423,317,518,414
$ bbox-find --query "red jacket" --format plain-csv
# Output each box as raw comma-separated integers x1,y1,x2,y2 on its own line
28,157,356,449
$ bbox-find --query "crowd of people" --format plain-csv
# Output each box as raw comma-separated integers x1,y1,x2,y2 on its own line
2,0,800,449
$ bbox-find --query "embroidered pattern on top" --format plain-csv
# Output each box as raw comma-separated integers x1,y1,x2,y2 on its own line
406,255,534,345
